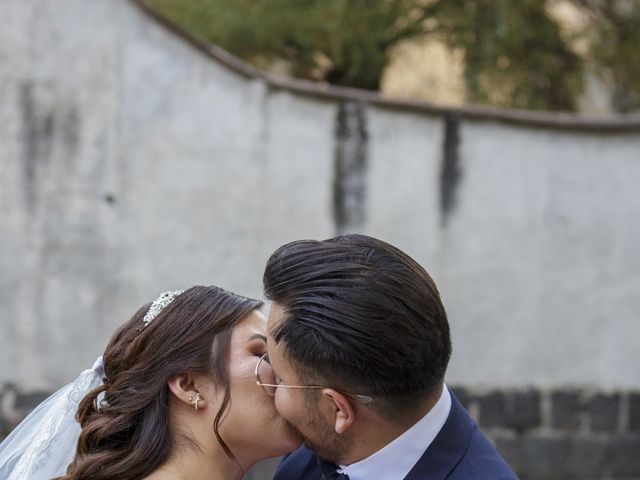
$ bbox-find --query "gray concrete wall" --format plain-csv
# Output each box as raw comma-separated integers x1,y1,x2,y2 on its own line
1,0,639,396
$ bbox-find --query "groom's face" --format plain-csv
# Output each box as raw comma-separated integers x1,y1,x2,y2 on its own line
266,303,349,462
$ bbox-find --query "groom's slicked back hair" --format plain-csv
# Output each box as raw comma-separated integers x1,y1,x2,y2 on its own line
264,234,451,418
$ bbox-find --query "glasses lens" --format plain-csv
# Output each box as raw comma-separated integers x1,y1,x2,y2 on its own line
257,354,277,396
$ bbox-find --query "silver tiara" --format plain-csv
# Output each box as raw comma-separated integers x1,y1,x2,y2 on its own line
142,290,184,327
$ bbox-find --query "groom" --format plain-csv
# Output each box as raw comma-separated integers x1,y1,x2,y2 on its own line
262,234,517,480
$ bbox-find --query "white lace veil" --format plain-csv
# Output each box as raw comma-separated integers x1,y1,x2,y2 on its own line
0,356,105,480
0,291,184,479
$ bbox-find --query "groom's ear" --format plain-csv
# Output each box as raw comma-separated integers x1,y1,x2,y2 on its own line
167,373,208,411
321,389,355,434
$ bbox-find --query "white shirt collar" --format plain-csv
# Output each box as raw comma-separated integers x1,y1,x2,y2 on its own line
338,385,452,480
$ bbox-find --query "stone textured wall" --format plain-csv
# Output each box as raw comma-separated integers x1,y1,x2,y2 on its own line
2,385,639,480
452,387,640,480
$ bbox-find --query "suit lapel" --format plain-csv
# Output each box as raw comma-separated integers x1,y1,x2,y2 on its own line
403,391,473,480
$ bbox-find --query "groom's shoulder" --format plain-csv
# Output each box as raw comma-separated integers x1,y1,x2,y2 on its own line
448,425,518,480
273,446,320,480
418,392,517,480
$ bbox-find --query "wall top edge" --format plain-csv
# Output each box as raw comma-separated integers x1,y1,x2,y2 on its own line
132,0,640,134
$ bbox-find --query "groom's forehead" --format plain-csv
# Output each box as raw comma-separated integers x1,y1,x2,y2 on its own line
266,302,287,335
265,303,290,363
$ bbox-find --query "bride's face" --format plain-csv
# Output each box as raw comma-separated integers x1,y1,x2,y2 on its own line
215,310,301,461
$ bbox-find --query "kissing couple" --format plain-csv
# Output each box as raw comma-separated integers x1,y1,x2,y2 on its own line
0,234,517,480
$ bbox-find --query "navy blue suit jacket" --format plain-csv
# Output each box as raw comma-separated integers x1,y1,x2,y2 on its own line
273,391,518,480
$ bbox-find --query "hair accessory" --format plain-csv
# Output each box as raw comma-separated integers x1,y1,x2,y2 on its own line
142,290,184,327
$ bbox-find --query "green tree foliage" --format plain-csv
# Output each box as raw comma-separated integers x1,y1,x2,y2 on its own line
436,0,584,111
147,0,440,90
145,0,638,112
570,0,640,112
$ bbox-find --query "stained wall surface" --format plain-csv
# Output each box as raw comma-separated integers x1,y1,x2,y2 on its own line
1,0,639,393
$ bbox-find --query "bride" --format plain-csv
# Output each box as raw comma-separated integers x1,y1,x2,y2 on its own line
0,285,301,480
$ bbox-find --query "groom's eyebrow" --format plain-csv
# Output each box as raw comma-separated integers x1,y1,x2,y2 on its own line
247,333,267,343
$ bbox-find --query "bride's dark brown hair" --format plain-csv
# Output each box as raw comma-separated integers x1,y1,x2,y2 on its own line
54,285,262,480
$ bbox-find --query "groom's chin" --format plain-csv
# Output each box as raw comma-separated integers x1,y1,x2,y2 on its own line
300,435,344,463
281,410,346,461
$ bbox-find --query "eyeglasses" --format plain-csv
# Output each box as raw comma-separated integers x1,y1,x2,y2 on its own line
255,353,373,404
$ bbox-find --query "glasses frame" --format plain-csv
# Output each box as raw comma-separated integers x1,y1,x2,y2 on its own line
255,353,373,404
